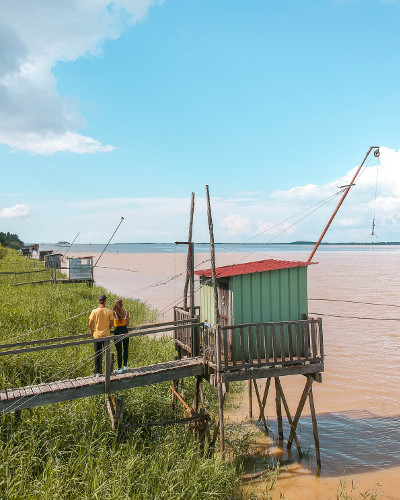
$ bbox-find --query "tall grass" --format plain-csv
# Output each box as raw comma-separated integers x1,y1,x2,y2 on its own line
0,250,242,499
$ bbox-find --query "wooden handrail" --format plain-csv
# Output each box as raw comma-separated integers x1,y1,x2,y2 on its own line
0,322,204,357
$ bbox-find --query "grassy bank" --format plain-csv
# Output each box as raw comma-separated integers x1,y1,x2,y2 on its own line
0,250,241,499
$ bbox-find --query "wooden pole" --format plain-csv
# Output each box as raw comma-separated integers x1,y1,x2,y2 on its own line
205,184,225,455
309,385,322,469
104,339,111,394
275,378,283,441
307,146,379,262
183,192,195,310
248,380,253,419
287,375,313,448
275,377,302,456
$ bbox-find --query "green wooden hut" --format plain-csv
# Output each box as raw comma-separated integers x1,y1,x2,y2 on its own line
194,259,315,359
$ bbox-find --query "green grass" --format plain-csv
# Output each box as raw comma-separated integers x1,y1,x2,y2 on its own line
0,250,242,499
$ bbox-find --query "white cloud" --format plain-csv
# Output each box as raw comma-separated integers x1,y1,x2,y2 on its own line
221,214,250,236
0,203,31,218
0,1,159,155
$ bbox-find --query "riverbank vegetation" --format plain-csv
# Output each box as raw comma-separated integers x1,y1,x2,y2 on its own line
0,250,241,499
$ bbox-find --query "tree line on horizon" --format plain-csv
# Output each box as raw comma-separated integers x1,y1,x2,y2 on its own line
0,232,24,250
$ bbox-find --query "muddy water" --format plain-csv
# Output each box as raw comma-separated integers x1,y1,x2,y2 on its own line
231,251,400,500
86,249,400,498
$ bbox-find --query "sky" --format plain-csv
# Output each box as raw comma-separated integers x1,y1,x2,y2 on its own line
1,0,400,244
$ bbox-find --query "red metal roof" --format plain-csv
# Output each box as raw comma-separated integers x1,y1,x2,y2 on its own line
194,259,314,278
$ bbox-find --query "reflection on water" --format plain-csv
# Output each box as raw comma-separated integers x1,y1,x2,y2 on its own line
244,410,400,477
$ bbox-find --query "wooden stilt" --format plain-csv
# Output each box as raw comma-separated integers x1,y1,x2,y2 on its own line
287,375,313,448
248,379,253,419
260,377,271,425
252,380,268,431
309,385,322,469
217,372,225,455
193,375,201,414
275,378,283,441
275,377,302,456
183,192,195,311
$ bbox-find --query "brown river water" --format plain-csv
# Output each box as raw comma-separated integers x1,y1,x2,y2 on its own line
86,249,400,499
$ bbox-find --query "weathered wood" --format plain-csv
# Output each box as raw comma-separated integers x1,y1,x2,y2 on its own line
309,385,321,469
105,339,111,393
0,322,204,357
279,324,285,363
311,320,318,359
106,395,115,430
231,328,236,366
288,323,293,362
287,375,313,449
183,192,195,311
263,325,270,363
240,327,245,365
275,377,302,456
255,325,261,365
223,362,324,383
248,379,253,419
248,326,254,364
275,378,283,441
0,358,205,413
252,380,267,431
272,325,278,363
170,385,193,414
295,322,301,360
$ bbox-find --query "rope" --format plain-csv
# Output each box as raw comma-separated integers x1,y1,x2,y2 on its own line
309,298,400,308
309,312,400,321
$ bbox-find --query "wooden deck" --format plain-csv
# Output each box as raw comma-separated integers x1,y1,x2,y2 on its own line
0,357,204,413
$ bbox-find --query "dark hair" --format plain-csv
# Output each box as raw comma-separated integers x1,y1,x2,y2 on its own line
98,294,107,304
113,298,124,321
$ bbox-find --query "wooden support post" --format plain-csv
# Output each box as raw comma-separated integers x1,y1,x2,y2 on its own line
309,384,321,469
287,375,313,449
275,377,302,457
252,380,268,432
183,192,195,311
275,378,283,441
116,395,126,428
105,395,115,430
206,185,225,456
248,379,253,420
193,375,201,414
104,339,111,394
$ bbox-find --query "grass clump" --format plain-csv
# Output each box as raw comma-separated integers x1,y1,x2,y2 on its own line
0,250,242,499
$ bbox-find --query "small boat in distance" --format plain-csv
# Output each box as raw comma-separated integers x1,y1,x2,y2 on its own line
56,241,70,246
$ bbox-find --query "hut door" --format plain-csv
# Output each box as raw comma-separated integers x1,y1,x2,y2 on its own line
218,280,231,327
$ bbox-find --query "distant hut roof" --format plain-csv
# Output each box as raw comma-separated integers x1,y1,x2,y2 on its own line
194,259,316,279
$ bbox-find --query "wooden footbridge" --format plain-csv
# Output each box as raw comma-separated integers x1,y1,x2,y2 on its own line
0,310,324,466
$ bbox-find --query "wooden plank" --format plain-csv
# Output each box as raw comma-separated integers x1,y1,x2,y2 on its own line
255,325,261,365
275,378,283,440
295,322,301,360
309,385,322,469
0,391,8,402
288,323,293,362
275,377,302,456
287,375,313,449
0,333,91,349
263,325,270,363
223,362,324,383
223,331,228,368
247,326,254,364
240,327,245,365
231,328,236,367
279,323,285,363
304,322,310,360
318,317,324,362
252,380,267,431
310,320,318,360
272,325,278,363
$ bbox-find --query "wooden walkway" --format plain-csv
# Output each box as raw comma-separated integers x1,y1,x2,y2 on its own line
0,357,204,413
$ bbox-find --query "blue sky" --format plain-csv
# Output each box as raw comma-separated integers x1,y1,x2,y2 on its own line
1,0,400,243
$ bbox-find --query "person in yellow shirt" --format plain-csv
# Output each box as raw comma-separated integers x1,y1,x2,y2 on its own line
89,294,114,376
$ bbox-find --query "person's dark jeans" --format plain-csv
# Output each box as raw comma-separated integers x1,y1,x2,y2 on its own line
114,326,129,369
94,340,105,374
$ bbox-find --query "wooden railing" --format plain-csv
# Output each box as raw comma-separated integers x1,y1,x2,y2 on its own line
0,319,204,394
173,307,200,355
203,318,323,372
